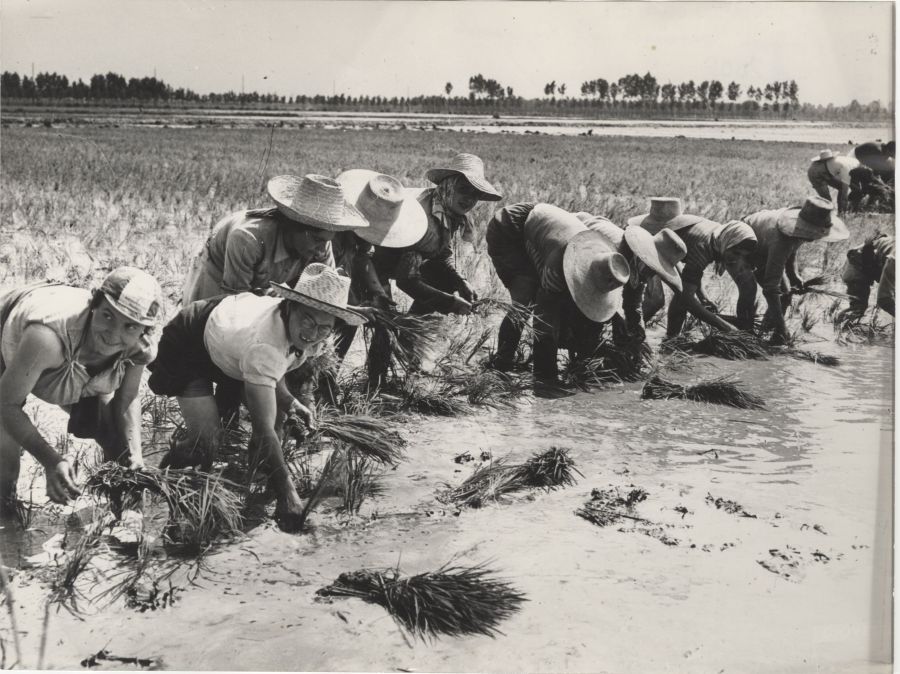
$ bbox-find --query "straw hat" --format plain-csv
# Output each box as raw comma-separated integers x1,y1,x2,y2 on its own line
811,149,835,163
335,169,427,248
267,174,369,232
99,266,162,326
424,153,503,201
776,196,849,243
626,197,705,234
269,263,367,326
562,230,631,323
623,226,687,291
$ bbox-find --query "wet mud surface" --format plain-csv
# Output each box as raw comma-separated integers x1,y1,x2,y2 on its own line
0,324,893,672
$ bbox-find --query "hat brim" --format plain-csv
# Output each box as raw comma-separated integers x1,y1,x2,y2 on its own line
562,230,629,323
623,226,683,292
626,213,705,235
102,293,157,326
336,170,428,248
268,176,369,232
777,210,849,243
269,282,367,326
424,168,503,201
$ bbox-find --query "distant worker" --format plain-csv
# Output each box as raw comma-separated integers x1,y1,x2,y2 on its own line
841,232,895,318
807,149,859,215
182,174,368,304
849,141,895,212
741,196,849,345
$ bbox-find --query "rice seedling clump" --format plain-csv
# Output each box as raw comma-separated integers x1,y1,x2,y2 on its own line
316,563,527,639
641,375,765,410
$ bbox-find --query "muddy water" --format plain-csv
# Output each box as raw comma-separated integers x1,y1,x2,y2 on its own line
1,318,892,672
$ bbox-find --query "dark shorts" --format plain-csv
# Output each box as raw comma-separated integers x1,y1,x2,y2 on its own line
486,215,537,287
147,296,241,398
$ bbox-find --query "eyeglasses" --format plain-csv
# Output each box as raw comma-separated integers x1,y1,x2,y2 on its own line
297,313,333,340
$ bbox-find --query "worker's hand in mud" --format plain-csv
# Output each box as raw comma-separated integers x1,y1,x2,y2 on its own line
450,296,473,316
768,332,788,347
370,294,396,311
288,399,317,434
458,281,478,303
45,459,81,505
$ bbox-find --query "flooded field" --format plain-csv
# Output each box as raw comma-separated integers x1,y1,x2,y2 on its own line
0,125,893,672
0,314,893,673
1,107,891,145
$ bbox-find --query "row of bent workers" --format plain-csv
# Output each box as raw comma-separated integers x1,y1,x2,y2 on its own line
0,152,894,530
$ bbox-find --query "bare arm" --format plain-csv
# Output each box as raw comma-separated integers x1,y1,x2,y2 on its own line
109,364,145,467
676,282,737,333
0,325,80,503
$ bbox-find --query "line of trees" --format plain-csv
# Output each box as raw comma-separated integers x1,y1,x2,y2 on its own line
573,72,799,108
0,70,890,121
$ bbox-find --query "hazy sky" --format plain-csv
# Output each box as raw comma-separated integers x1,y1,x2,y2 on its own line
1,1,894,106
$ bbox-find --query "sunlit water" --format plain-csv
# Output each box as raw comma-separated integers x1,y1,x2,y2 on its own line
1,315,892,672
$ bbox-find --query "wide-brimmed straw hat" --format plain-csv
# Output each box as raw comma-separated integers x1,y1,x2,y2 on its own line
562,230,631,323
623,225,687,291
811,149,835,163
776,196,849,243
267,174,369,232
626,197,705,234
424,153,503,201
269,263,366,326
335,169,427,248
99,266,163,326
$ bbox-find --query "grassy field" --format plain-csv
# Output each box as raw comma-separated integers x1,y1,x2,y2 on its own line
1,126,891,304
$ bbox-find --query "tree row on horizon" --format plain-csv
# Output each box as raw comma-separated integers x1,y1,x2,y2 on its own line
0,70,890,117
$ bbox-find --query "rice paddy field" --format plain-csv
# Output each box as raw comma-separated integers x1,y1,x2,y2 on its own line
0,124,894,672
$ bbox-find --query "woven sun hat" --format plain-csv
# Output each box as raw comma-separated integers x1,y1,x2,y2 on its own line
811,149,835,163
424,153,503,201
269,263,367,326
623,225,687,291
267,174,369,232
626,197,706,234
335,169,427,248
99,266,163,326
776,196,849,243
562,230,631,323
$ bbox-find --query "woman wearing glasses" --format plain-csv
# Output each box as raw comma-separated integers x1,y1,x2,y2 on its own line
148,264,366,532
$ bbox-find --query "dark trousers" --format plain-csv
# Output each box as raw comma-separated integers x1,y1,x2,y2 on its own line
532,290,602,381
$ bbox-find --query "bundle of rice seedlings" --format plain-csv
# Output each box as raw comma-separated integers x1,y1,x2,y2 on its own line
518,446,583,488
641,375,765,410
282,449,343,533
689,330,770,360
659,333,697,354
301,409,405,466
366,309,442,373
441,447,581,508
380,375,473,417
444,369,531,408
777,347,840,367
86,463,244,550
316,562,527,639
563,340,654,389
